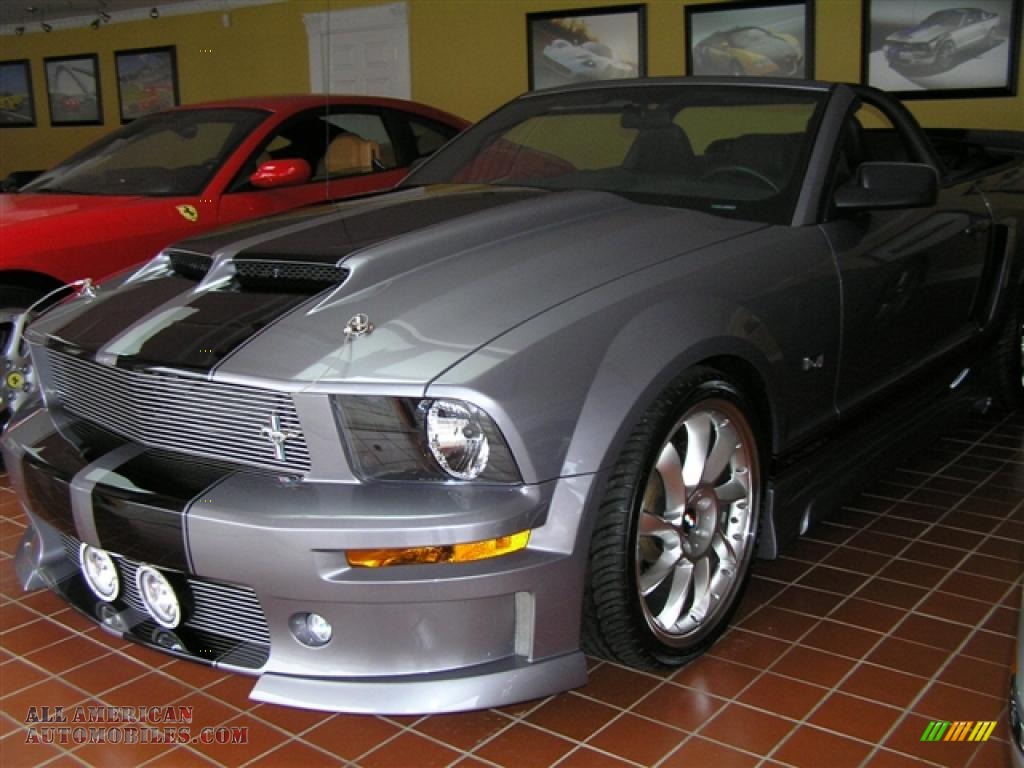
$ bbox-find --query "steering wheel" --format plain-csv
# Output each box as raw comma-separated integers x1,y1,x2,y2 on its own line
703,164,780,192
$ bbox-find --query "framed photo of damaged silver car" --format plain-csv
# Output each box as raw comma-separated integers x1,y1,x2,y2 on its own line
685,0,814,79
862,0,1021,98
526,4,646,90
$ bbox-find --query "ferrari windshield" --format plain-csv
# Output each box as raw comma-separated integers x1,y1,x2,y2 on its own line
22,108,267,197
404,83,826,224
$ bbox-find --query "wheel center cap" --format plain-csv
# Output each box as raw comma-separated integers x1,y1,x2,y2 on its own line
681,487,718,558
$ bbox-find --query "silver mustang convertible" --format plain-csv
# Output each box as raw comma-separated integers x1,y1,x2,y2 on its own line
5,78,1023,714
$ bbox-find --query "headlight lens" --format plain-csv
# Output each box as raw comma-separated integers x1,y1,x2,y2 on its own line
80,544,119,601
426,399,490,480
136,566,181,629
334,396,520,483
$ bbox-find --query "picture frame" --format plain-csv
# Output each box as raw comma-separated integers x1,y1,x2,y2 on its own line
0,60,36,128
115,46,179,122
526,4,647,91
685,0,814,79
862,0,1021,98
44,54,102,126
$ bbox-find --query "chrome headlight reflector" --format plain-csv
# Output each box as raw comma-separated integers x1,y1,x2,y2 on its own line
79,544,119,602
136,565,181,629
334,396,520,483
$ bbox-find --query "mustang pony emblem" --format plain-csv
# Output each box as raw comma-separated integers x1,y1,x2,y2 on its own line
343,313,374,340
175,204,199,223
259,413,299,462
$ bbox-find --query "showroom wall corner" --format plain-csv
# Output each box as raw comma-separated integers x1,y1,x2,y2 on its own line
2,0,1023,179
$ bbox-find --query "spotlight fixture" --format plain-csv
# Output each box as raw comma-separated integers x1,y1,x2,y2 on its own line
90,17,100,29
41,21,52,32
15,26,24,35
100,11,110,21
149,7,159,18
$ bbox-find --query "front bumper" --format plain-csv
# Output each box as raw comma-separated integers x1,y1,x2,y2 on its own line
884,42,940,66
5,407,592,713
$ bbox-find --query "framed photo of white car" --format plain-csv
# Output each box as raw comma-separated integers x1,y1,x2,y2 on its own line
862,0,1021,98
685,0,814,79
526,4,646,90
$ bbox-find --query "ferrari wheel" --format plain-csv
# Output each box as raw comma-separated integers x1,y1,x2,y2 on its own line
583,368,763,669
0,286,43,433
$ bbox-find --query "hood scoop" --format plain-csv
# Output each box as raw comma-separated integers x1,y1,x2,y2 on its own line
166,250,348,294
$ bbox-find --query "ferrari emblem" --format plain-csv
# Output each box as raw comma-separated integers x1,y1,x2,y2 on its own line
6,371,24,390
176,204,199,223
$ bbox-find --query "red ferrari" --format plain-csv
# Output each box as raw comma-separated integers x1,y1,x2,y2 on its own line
0,95,468,310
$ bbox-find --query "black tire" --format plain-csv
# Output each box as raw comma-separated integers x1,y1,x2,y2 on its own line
582,367,764,670
0,285,44,311
989,299,1024,411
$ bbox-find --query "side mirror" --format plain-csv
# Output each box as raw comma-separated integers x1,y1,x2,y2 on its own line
835,162,938,211
250,159,312,189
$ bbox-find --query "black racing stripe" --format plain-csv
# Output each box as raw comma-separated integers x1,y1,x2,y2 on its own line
21,422,128,538
112,290,312,372
91,451,236,571
46,277,197,356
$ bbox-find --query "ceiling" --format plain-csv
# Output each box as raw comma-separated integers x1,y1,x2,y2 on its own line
0,1,277,31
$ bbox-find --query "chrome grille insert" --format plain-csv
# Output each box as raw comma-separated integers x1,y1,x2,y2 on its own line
61,533,271,647
40,347,310,473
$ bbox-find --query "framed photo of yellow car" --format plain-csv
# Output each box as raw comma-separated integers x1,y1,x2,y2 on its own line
0,60,36,128
526,4,647,91
685,0,814,79
862,0,1021,98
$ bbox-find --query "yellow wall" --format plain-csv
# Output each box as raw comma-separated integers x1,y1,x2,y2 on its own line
1,0,1022,177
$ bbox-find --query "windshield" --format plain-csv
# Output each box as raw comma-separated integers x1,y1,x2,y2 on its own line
404,83,826,224
22,108,269,196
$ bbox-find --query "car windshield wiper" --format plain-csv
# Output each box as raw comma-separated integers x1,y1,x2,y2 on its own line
30,186,87,194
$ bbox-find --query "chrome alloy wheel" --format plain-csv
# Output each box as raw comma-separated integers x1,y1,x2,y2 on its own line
634,398,759,646
0,307,35,430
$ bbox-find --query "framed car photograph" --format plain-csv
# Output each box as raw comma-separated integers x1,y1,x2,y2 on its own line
115,46,179,122
686,0,814,79
0,60,36,128
862,0,1021,98
527,4,646,90
44,54,102,126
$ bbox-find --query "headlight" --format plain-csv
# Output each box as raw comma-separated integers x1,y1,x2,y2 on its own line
333,396,520,483
426,399,490,480
80,544,119,601
136,566,181,629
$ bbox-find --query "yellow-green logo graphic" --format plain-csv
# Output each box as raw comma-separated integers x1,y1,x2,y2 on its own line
921,721,996,742
176,204,199,222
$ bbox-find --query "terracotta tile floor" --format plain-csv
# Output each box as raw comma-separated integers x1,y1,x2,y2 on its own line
0,409,1020,767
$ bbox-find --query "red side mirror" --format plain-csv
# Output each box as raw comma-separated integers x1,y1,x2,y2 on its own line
250,159,312,189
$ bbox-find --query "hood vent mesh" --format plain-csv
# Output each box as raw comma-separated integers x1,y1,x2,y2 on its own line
166,251,347,294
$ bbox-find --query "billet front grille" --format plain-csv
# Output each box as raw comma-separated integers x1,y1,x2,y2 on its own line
168,250,212,281
61,533,271,647
234,260,348,293
39,347,310,474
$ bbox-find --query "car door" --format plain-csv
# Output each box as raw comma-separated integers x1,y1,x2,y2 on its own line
823,98,994,411
215,106,428,226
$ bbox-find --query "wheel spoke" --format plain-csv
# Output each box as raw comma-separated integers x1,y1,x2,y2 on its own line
682,412,712,488
702,421,738,485
639,511,678,545
711,529,738,570
655,441,689,518
714,477,747,503
687,556,712,625
654,559,693,629
639,550,678,597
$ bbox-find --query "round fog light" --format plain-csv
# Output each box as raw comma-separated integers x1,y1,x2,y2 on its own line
80,544,119,601
136,566,181,628
290,612,332,647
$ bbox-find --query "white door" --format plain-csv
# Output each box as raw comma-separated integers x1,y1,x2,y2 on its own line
304,2,411,98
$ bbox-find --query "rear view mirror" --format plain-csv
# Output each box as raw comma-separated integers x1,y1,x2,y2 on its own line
250,159,312,189
835,162,938,211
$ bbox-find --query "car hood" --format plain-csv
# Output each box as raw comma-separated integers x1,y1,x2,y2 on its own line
28,185,765,388
886,22,949,44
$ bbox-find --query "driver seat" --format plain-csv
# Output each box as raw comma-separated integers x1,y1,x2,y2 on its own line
318,134,381,177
